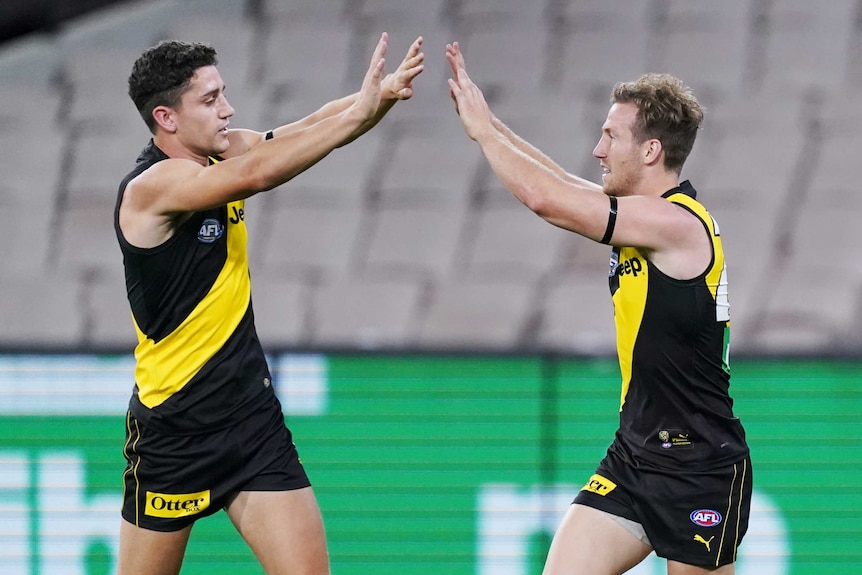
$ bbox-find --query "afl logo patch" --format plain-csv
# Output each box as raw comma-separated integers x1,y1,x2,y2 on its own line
198,218,224,243
690,509,722,527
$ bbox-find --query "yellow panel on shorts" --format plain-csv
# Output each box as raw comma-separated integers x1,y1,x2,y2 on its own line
145,490,211,518
581,474,617,496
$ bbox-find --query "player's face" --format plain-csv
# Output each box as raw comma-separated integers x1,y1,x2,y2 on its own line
593,102,645,197
173,65,235,157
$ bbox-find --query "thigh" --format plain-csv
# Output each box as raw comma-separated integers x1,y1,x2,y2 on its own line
226,487,329,575
543,504,652,575
117,518,192,575
635,457,752,568
122,413,235,531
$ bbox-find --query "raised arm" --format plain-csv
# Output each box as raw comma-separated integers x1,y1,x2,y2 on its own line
446,54,610,242
446,44,709,271
445,42,594,190
229,36,424,154
121,33,416,248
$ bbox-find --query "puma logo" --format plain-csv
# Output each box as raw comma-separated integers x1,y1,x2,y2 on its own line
694,534,714,552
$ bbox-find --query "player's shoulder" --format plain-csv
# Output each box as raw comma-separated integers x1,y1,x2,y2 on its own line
124,156,202,206
141,154,197,177
665,183,714,224
664,180,707,210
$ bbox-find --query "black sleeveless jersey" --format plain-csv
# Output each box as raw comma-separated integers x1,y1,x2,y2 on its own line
114,140,272,435
606,181,748,471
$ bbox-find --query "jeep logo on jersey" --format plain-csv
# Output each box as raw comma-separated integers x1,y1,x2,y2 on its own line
690,509,722,527
617,256,643,278
197,218,224,243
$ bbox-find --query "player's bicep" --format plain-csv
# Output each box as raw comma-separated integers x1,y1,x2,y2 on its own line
611,196,703,250
533,182,614,242
138,158,259,214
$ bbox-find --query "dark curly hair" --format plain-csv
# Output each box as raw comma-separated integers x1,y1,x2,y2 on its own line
128,40,218,134
611,73,703,174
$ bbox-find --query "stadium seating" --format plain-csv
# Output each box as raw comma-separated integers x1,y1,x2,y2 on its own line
0,0,858,355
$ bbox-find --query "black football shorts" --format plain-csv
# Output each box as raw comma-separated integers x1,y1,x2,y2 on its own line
121,393,311,532
573,449,752,567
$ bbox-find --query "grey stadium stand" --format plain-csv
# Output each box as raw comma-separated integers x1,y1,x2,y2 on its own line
0,0,859,356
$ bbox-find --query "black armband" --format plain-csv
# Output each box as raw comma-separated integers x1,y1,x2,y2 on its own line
600,196,618,245
265,130,275,140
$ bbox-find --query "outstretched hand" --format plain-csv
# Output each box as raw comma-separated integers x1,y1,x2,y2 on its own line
445,42,467,108
383,36,425,100
352,32,389,122
446,41,493,141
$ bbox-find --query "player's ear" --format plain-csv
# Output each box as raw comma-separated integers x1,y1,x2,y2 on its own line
152,106,177,133
643,138,663,166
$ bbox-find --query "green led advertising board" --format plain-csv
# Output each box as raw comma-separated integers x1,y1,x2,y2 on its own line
0,354,859,574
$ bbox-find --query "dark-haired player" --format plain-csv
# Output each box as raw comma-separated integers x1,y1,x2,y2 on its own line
115,34,423,575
